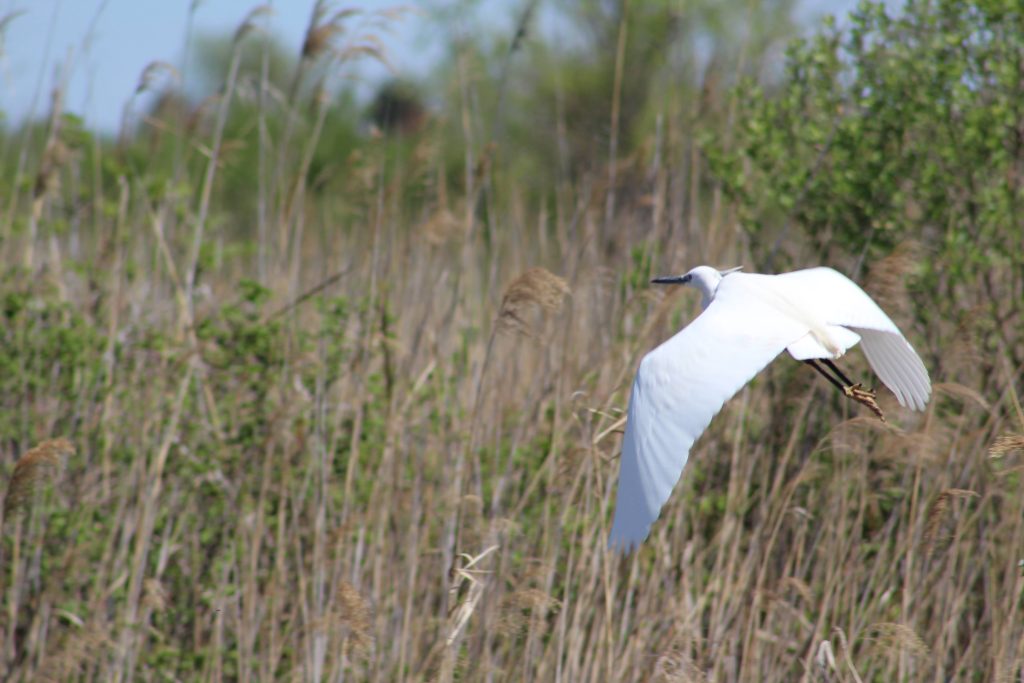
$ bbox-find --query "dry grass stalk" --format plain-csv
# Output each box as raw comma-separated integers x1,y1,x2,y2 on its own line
989,433,1024,458
781,576,814,606
944,304,987,379
336,38,391,69
497,267,570,336
922,488,979,554
458,494,485,546
0,10,27,36
934,381,990,411
553,446,585,493
826,414,893,455
4,438,74,516
446,545,499,645
830,628,865,683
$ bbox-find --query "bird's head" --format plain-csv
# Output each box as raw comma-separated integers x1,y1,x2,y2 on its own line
652,265,742,309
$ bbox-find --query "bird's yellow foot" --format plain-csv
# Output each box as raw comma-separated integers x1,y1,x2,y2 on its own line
843,383,886,422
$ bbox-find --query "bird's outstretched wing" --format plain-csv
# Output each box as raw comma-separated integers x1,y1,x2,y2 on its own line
774,268,931,411
608,296,807,552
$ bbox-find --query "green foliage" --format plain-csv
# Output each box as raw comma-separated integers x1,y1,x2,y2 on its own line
191,30,296,97
0,275,105,443
196,279,286,453
709,0,1024,297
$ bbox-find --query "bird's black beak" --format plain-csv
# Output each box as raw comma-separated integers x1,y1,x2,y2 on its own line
651,275,686,285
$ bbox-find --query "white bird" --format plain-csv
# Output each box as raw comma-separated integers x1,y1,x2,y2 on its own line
609,265,931,552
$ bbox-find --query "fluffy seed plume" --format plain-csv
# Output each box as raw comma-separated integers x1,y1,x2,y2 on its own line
814,640,838,678
143,579,169,612
0,11,27,35
922,488,979,555
497,267,570,336
233,4,273,44
33,138,71,201
303,23,344,59
4,438,74,516
989,433,1024,458
496,588,560,637
868,622,930,658
302,4,359,60
866,241,919,321
653,649,707,683
421,207,460,245
335,580,373,655
134,61,181,95
35,622,111,683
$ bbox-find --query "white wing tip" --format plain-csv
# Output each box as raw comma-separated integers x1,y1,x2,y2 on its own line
905,385,931,412
607,536,641,554
608,524,649,554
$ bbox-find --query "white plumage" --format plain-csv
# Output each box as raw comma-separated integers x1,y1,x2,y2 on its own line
609,266,931,552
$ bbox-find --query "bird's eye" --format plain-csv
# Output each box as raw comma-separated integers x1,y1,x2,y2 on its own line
682,274,691,283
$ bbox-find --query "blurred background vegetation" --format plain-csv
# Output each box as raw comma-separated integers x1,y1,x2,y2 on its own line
0,0,1022,681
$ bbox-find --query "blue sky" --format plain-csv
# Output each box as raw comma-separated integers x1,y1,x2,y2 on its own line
1,1,859,134
0,1,465,133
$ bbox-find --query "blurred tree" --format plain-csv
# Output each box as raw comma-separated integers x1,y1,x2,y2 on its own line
133,27,366,237
525,1,796,167
370,80,428,135
421,0,799,211
189,29,296,100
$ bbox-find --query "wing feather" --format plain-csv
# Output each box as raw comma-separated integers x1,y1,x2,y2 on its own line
858,331,909,405
609,297,806,551
854,328,930,410
773,268,931,410
773,268,901,333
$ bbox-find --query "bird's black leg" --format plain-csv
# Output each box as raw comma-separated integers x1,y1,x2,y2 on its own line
821,358,857,387
803,359,886,422
803,359,846,392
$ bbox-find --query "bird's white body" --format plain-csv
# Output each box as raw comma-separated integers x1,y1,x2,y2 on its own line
609,266,930,551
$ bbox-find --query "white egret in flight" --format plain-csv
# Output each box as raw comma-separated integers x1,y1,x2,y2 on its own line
609,265,931,552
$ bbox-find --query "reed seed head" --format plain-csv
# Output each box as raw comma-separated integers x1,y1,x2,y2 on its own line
497,267,570,336
335,580,373,655
4,438,74,517
922,488,979,554
989,433,1024,458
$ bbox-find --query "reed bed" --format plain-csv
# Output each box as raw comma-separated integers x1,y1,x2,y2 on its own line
0,2,1021,681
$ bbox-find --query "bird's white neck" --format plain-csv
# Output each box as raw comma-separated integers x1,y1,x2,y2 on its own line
686,266,725,309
